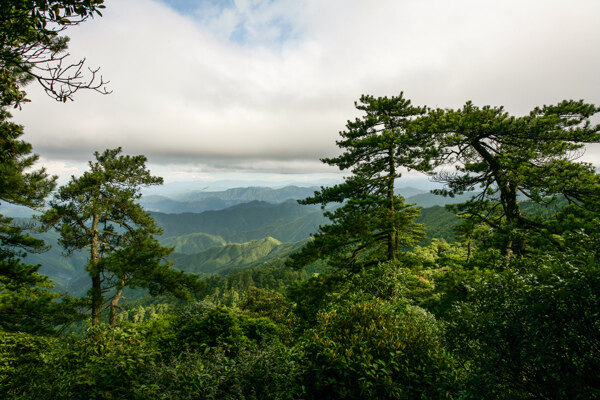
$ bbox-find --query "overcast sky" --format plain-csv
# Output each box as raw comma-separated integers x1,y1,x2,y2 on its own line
12,0,600,187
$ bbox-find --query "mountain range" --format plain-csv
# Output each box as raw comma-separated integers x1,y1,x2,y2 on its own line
7,185,467,296
140,185,321,213
140,185,470,214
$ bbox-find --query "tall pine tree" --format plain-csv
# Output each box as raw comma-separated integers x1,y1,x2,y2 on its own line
420,100,600,260
288,94,431,272
42,148,202,326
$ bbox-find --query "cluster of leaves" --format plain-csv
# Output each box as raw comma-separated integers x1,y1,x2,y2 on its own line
0,0,108,107
1,301,305,400
446,255,600,399
299,300,457,400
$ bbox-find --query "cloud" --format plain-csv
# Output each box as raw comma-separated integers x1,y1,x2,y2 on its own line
12,0,600,182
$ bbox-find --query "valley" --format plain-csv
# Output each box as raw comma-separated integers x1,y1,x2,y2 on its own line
16,185,459,295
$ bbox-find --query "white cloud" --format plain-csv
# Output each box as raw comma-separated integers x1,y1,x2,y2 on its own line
13,0,600,183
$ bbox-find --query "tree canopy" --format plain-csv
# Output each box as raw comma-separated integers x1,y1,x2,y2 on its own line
419,100,600,259
288,94,429,273
0,0,108,108
42,148,202,325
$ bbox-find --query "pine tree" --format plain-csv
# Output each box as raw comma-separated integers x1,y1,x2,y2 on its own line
0,110,82,333
42,148,202,326
420,100,600,259
288,94,431,272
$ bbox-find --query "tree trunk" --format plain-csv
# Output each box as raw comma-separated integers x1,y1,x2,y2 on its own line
90,213,103,326
109,278,125,327
471,141,524,257
466,236,472,265
387,147,397,262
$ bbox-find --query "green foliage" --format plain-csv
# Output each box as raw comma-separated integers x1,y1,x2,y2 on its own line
135,342,304,400
239,287,294,323
287,272,346,323
0,111,55,207
299,300,457,400
420,100,600,257
1,325,158,400
114,301,175,325
168,302,279,357
447,253,600,399
202,261,309,307
289,93,428,273
0,331,55,395
344,260,437,306
239,287,300,343
41,147,201,325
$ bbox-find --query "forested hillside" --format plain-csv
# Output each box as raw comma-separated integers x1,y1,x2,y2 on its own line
21,195,460,295
171,237,307,275
1,2,599,400
151,200,325,241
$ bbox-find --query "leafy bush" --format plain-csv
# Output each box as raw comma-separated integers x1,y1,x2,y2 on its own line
167,302,279,357
136,341,304,400
298,300,457,399
0,332,56,398
1,325,159,400
447,254,600,399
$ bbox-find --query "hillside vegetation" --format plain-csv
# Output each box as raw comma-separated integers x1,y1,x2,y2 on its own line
3,50,599,400
161,232,227,253
21,198,461,295
171,237,307,275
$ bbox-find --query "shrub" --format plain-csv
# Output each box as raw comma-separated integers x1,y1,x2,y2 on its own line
136,341,304,400
298,300,457,399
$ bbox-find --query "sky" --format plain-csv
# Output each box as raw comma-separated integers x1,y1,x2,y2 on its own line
12,0,600,189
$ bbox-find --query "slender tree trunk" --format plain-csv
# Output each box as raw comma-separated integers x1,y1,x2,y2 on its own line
90,213,103,326
109,278,125,327
505,241,513,269
466,235,472,265
471,141,524,257
387,147,397,262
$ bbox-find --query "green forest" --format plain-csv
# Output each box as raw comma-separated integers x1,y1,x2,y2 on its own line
1,2,599,399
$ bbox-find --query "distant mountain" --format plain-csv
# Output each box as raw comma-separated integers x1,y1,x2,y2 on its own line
138,185,453,215
140,195,239,214
171,237,307,275
405,191,476,208
140,179,344,197
18,227,88,292
139,185,320,214
0,204,39,218
175,185,319,204
416,206,460,243
12,185,470,297
396,186,428,198
151,200,328,243
161,232,227,254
